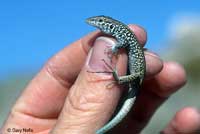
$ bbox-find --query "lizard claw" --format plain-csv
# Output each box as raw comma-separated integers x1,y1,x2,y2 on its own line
104,46,113,59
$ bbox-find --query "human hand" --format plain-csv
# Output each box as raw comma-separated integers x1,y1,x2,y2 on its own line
1,25,191,134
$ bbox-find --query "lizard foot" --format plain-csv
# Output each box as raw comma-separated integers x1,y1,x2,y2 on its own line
104,45,113,59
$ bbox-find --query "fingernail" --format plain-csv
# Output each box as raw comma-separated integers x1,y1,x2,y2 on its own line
87,36,116,72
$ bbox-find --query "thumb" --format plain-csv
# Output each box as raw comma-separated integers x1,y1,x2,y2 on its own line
51,37,127,134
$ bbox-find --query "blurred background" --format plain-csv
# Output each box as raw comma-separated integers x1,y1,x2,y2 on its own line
0,0,200,133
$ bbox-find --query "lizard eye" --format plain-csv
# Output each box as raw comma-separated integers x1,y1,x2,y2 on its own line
99,19,103,22
110,25,114,29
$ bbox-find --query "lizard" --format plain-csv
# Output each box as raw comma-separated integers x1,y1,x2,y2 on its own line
86,15,146,134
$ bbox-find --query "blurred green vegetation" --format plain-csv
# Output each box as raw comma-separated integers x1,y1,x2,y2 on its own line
1,20,200,133
0,73,33,126
143,20,200,133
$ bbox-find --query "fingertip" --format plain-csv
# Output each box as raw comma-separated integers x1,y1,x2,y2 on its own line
162,107,200,134
128,24,147,46
159,62,187,90
152,61,187,97
145,50,163,78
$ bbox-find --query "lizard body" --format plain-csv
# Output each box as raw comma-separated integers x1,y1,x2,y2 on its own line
86,16,146,134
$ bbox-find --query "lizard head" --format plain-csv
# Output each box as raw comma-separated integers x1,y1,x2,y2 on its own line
86,15,118,34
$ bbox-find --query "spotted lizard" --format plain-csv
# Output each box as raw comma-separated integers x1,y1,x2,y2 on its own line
86,15,146,134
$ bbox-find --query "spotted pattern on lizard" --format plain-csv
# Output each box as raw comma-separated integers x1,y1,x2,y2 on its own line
86,15,146,134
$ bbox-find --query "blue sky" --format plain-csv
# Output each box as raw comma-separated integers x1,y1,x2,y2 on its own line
0,0,200,78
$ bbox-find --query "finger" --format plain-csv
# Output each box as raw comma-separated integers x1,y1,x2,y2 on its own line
144,50,163,78
110,62,187,134
161,107,200,134
146,62,187,97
